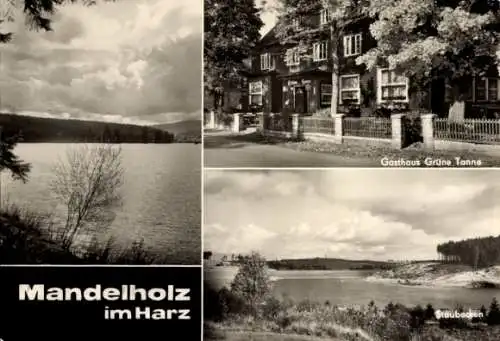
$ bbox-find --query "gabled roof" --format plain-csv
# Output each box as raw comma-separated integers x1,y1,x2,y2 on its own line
259,22,280,47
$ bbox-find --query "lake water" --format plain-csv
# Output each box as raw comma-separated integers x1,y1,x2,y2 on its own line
3,143,201,264
206,267,500,309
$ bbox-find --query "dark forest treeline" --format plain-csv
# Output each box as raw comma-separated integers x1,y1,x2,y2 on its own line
205,253,395,270
267,257,393,271
0,114,175,143
437,235,500,268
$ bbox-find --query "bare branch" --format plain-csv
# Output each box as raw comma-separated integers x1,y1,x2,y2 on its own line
50,144,123,250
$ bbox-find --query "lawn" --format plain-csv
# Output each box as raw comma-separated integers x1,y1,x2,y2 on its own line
284,139,500,167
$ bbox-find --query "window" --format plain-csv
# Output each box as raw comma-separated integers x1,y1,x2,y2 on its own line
320,83,332,107
320,8,331,25
249,81,263,106
286,48,300,66
292,17,300,29
474,78,499,101
340,75,361,104
260,53,273,71
343,33,362,57
377,68,409,103
313,41,328,61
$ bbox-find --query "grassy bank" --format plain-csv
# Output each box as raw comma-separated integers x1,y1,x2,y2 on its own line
0,205,168,264
205,253,500,341
206,287,500,341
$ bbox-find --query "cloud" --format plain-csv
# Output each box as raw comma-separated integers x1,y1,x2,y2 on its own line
0,0,201,124
204,170,500,260
204,223,277,256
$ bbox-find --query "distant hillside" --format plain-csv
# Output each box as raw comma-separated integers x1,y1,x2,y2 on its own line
204,252,395,271
0,113,174,143
155,119,201,143
267,257,394,271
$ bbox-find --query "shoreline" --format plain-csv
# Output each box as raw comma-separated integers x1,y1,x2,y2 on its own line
365,262,500,289
205,263,500,290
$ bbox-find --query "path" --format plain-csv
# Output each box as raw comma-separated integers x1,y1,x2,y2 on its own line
203,132,376,168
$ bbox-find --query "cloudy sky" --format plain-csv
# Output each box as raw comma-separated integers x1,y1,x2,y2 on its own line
204,170,500,261
0,0,201,125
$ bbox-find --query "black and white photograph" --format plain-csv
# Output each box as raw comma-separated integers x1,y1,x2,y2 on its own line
204,0,500,168
204,169,500,341
0,0,202,265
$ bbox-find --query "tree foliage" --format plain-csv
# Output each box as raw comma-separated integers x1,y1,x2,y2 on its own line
0,131,31,183
0,0,112,43
357,0,500,90
204,0,263,110
437,235,500,267
488,297,500,325
230,251,271,315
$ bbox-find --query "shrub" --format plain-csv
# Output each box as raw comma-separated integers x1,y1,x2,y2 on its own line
230,252,271,316
401,113,423,147
487,297,500,325
219,287,248,317
262,296,283,320
216,111,233,127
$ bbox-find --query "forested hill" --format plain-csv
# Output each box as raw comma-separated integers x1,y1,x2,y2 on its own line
267,258,394,270
154,119,201,143
437,235,500,267
0,113,175,143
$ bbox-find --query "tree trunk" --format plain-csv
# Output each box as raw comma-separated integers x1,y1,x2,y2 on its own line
448,83,465,122
219,90,225,111
330,25,339,118
448,101,465,122
213,91,218,111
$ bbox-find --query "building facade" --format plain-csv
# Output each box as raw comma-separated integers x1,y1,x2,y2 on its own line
243,7,500,118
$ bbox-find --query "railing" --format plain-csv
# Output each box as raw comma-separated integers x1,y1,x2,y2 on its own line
264,113,293,132
434,118,500,144
300,116,335,135
343,117,392,139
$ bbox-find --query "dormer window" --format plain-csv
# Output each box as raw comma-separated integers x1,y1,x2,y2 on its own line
343,33,362,57
320,8,331,25
260,53,274,71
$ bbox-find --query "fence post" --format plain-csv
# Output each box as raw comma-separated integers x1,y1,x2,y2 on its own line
391,113,405,149
291,113,300,139
208,110,215,129
232,113,240,133
421,113,435,150
334,114,344,144
256,112,265,132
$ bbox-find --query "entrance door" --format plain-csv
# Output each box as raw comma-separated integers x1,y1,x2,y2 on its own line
294,86,307,113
